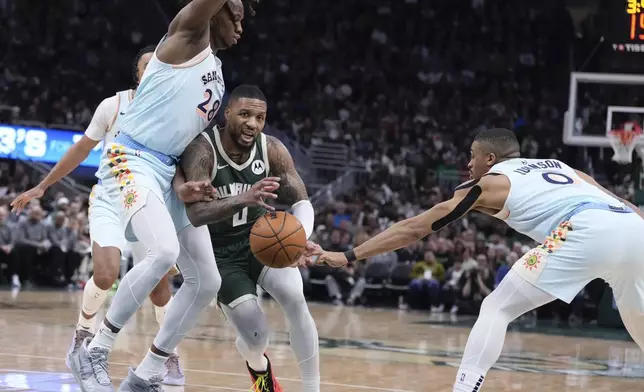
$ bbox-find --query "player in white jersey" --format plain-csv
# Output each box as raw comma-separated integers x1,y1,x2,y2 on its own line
69,1,250,391
10,46,194,386
307,128,644,392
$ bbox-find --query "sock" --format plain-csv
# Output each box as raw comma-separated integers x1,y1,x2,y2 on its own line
88,321,118,352
453,367,486,392
135,350,168,381
236,337,268,372
78,277,108,333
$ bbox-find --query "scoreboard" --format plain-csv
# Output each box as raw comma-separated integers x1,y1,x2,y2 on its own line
0,124,102,167
608,0,644,53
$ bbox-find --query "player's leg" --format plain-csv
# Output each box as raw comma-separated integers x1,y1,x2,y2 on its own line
452,269,555,392
261,266,320,392
454,213,611,392
119,223,220,390
220,299,272,374
72,192,180,392
66,191,124,369
130,239,186,386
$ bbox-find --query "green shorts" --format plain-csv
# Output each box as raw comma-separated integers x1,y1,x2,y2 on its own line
214,237,268,307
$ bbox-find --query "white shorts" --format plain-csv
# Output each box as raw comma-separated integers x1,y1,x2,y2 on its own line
89,184,127,253
95,137,191,242
513,208,644,313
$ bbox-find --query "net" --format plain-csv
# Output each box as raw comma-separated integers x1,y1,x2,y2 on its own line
608,128,642,163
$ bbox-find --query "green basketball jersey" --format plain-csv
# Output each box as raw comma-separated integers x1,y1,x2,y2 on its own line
200,127,270,249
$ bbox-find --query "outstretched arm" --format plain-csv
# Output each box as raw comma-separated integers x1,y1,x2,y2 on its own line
574,169,644,219
10,96,113,213
266,136,314,238
310,180,487,267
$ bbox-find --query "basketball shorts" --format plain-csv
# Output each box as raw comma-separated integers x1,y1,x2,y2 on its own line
88,183,127,252
512,206,644,313
95,134,191,242
214,237,269,307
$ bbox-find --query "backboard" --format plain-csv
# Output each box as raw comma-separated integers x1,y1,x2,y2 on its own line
564,72,644,160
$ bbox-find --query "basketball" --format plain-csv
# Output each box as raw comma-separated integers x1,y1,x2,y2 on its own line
250,211,307,268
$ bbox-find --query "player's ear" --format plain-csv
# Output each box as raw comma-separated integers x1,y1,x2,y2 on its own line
486,152,496,167
224,106,230,121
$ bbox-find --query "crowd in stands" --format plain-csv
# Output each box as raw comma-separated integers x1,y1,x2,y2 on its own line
0,160,91,289
0,0,630,325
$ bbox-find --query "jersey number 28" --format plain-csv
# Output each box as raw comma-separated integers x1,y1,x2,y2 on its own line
197,89,221,122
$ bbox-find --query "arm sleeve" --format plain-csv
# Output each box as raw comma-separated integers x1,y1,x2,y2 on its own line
84,95,119,141
291,200,314,239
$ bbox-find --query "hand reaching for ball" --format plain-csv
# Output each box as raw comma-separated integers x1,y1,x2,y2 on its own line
241,177,280,210
295,241,349,268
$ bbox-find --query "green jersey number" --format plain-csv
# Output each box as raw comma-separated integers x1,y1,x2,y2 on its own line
232,207,248,227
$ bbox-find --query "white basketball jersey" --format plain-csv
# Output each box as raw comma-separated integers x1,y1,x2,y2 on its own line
106,89,134,150
120,40,225,157
488,158,624,242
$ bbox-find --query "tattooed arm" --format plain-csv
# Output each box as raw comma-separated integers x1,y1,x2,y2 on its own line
266,136,315,238
180,134,279,227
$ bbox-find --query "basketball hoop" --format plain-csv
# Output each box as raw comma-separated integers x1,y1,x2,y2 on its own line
608,122,643,163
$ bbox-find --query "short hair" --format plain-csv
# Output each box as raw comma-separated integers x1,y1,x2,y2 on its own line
132,45,156,84
228,85,267,105
474,128,520,158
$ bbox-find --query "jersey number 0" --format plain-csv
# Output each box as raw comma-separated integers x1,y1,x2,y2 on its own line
232,207,248,227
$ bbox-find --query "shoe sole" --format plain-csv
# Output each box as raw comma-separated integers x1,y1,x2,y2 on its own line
162,377,186,386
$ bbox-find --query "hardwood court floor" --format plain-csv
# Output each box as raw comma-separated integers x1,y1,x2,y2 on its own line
0,290,642,391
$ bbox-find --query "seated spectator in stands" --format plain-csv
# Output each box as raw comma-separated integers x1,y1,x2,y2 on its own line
15,206,49,287
47,211,77,286
0,206,15,285
458,259,495,315
323,228,360,305
495,251,517,288
440,260,464,313
333,231,399,306
408,251,445,310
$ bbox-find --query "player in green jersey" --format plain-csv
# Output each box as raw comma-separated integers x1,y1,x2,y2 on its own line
176,85,319,392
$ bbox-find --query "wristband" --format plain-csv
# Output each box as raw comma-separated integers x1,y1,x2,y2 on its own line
343,249,357,263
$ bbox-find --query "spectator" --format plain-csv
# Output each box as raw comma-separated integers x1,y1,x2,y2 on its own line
458,260,495,315
0,206,15,285
47,211,77,285
15,206,48,287
495,251,517,288
408,251,445,310
440,260,464,314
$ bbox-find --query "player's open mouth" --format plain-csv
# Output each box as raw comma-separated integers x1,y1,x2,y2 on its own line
241,132,254,143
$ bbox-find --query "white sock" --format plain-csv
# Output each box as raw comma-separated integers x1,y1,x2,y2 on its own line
453,367,486,392
88,322,118,352
135,350,167,381
78,277,108,333
236,337,268,372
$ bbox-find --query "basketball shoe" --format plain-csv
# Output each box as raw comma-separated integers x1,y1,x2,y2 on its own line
65,328,94,369
248,354,283,392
